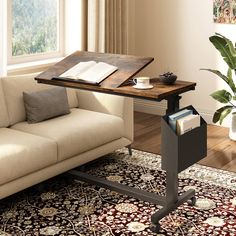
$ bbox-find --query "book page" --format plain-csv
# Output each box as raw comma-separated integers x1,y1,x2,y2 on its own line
60,61,97,78
59,61,118,83
78,62,118,83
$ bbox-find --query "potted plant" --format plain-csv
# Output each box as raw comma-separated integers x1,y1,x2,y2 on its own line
202,33,236,140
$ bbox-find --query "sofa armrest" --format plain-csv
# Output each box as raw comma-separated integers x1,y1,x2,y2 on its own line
77,90,133,142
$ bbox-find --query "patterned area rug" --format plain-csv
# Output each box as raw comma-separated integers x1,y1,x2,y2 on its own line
0,149,236,236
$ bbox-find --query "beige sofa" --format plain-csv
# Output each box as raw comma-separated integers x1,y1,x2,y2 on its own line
0,73,133,199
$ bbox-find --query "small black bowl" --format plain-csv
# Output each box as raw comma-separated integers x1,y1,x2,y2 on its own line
159,74,177,85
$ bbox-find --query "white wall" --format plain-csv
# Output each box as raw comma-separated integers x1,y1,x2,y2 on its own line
128,0,236,126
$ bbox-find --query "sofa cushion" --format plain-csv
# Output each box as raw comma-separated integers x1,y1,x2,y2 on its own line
0,128,57,185
23,87,70,123
12,108,124,161
1,73,78,125
0,80,9,128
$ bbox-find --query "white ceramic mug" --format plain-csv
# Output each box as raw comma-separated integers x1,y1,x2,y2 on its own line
133,77,150,88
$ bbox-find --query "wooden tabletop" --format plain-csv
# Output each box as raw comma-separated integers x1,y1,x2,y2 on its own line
35,51,196,101
36,51,154,88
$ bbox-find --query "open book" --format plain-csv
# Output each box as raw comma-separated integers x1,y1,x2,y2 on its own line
57,61,118,84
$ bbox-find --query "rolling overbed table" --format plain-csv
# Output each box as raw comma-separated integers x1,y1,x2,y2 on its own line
35,51,197,232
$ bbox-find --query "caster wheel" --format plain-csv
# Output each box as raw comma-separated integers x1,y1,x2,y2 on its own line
150,222,161,233
188,196,196,206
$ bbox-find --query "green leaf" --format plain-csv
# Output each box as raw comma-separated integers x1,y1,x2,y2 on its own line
210,89,232,103
227,68,236,93
209,35,236,69
200,68,229,83
216,33,236,57
213,105,233,124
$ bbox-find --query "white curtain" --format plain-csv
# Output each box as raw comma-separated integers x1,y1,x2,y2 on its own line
105,0,128,54
87,0,106,52
85,0,128,54
0,0,7,76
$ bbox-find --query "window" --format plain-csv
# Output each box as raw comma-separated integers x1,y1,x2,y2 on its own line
8,0,64,64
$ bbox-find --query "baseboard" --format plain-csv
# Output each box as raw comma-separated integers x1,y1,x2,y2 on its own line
196,108,214,125
134,99,230,127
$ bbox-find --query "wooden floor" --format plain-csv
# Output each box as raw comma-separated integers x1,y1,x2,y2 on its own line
132,112,236,173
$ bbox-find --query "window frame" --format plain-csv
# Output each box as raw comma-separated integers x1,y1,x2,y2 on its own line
7,0,65,65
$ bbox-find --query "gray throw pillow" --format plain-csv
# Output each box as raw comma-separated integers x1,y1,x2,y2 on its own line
23,87,70,123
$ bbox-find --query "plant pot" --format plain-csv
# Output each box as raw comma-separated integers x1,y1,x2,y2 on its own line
229,113,236,141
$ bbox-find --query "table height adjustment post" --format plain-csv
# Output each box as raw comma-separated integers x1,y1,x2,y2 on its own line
166,95,182,114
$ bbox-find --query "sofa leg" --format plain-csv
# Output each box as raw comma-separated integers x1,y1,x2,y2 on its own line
127,145,132,156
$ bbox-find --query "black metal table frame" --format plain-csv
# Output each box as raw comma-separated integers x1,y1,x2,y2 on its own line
68,93,196,233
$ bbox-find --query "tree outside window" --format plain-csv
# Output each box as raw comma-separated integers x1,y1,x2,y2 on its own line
9,0,63,62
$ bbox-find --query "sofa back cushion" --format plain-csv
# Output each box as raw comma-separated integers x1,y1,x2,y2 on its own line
23,87,71,123
0,79,10,127
2,73,79,125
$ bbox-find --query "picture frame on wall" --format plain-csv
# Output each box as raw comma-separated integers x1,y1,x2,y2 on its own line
213,0,236,24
